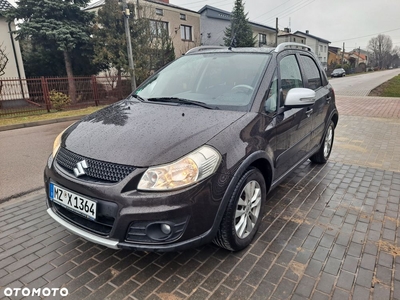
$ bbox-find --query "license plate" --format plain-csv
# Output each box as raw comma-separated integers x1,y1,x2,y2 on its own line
49,183,97,220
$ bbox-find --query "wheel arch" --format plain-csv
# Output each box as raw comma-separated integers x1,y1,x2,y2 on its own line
331,111,339,128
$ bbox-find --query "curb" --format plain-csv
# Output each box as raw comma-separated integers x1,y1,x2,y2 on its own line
0,115,84,132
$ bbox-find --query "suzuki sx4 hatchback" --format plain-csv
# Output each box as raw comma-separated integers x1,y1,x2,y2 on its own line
45,43,338,252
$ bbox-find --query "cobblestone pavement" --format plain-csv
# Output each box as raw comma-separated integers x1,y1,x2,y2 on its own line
1,96,400,300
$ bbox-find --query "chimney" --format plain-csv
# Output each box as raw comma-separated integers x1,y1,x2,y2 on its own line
284,28,290,33
306,30,309,34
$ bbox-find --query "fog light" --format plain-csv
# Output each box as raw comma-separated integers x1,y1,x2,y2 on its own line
161,223,171,235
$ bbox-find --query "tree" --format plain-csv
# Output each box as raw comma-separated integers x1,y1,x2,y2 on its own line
391,46,400,68
6,0,95,103
0,42,8,77
20,38,104,78
0,42,9,96
92,0,175,86
92,0,133,86
223,0,255,47
368,34,393,69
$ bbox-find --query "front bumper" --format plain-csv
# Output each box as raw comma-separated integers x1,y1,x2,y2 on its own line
44,154,231,252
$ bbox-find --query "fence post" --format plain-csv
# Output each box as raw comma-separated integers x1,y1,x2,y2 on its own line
91,76,99,106
41,77,51,112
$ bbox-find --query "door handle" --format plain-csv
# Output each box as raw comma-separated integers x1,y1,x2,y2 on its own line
326,97,331,103
306,108,313,117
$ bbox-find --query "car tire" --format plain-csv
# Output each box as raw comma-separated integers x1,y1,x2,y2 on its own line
310,120,335,164
213,168,266,251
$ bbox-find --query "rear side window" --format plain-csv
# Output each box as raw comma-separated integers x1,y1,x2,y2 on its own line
299,55,322,90
279,55,303,105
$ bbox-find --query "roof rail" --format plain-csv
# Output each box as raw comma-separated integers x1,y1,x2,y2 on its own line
274,42,313,53
185,46,226,55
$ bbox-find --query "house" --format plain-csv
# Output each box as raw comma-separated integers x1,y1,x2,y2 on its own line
85,0,201,58
0,0,27,101
198,5,276,47
328,46,342,67
294,30,330,68
277,28,306,45
0,0,26,80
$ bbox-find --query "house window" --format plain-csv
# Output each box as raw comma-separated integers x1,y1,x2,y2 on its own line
259,33,266,46
150,20,169,37
301,39,304,43
155,8,163,16
293,37,296,42
180,13,186,20
180,25,192,41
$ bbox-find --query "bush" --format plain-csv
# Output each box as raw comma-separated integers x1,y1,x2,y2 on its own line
49,90,71,111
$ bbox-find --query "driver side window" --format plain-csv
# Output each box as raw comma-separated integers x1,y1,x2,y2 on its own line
279,55,303,106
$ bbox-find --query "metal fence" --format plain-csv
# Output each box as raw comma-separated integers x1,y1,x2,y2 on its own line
0,76,132,116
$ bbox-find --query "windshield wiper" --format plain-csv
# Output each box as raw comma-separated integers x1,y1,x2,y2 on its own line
147,97,215,109
130,94,146,102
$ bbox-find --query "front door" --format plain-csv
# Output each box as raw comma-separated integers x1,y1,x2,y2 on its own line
269,53,314,180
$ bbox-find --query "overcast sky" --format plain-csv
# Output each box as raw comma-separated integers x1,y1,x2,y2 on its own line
171,0,400,50
8,0,400,51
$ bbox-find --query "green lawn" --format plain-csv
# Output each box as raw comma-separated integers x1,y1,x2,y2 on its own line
0,106,105,127
380,75,400,97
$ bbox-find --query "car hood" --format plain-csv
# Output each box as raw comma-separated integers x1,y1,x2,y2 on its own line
63,100,246,167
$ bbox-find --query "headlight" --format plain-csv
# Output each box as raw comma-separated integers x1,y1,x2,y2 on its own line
52,125,72,158
138,145,221,191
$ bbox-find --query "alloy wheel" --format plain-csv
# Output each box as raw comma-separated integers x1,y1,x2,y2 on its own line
234,180,262,239
324,125,333,158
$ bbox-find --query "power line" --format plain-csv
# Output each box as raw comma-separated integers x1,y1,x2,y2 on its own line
251,0,294,21
262,0,317,24
330,27,400,43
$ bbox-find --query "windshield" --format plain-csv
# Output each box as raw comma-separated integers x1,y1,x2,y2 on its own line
135,52,271,111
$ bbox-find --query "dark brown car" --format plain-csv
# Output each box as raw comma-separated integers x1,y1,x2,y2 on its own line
44,43,338,251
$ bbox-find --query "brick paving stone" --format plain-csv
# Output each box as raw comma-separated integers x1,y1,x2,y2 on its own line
110,265,140,287
107,280,139,299
294,275,316,298
156,275,184,294
316,272,336,295
200,269,226,292
273,278,295,299
229,282,255,300
188,287,210,300
222,268,247,289
132,277,162,299
336,271,355,291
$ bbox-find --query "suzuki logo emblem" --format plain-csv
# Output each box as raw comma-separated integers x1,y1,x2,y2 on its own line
74,160,88,177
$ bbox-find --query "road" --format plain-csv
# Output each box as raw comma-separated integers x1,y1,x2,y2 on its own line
329,68,400,96
0,121,75,201
1,69,400,202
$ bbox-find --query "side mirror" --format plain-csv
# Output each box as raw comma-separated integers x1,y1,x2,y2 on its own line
284,88,316,108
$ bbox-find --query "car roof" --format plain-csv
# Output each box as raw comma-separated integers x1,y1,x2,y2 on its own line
185,43,314,56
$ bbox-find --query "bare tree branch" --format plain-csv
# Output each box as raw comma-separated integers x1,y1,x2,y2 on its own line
0,42,9,77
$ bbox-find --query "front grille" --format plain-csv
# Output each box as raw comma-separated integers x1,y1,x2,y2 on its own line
56,147,135,182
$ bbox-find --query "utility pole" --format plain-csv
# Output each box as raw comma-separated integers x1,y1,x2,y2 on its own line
121,0,136,91
357,46,361,70
275,18,278,46
341,42,345,67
